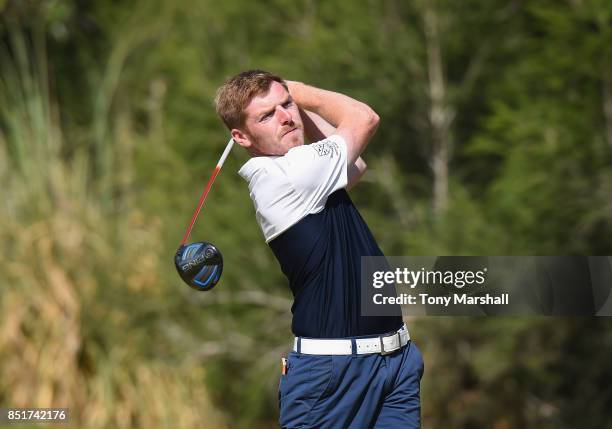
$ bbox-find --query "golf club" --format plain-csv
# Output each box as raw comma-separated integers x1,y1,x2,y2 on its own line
174,138,234,291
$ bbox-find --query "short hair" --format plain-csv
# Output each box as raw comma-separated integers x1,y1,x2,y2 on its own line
215,70,288,130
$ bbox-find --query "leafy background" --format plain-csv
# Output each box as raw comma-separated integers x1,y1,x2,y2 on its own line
1,0,611,428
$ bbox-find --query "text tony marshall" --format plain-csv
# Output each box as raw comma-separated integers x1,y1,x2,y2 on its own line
373,293,509,306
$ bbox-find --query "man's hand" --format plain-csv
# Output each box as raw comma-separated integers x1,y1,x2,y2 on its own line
300,108,368,190
287,81,379,167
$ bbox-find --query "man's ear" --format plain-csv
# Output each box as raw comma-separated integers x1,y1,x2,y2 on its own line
231,128,251,149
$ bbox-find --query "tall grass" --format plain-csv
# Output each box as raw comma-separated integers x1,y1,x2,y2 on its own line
0,29,226,428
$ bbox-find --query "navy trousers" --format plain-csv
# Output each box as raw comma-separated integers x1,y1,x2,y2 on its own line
279,340,424,428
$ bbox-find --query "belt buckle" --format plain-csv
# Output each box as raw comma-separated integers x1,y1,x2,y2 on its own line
379,332,401,356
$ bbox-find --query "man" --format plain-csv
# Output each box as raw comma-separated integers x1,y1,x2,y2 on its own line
215,70,424,428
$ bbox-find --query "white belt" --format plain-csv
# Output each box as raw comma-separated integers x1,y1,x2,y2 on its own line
293,325,410,356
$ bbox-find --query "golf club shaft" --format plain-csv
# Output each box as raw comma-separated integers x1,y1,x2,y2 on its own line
181,139,234,245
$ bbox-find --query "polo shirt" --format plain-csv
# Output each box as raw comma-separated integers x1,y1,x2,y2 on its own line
239,135,403,338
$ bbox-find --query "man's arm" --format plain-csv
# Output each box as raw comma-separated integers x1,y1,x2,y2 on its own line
300,108,368,190
287,81,379,167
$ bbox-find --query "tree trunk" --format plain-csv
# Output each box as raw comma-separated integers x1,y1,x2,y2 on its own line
602,66,612,149
423,0,451,216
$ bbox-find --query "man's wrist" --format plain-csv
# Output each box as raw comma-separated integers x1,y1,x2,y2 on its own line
286,80,305,102
286,81,326,119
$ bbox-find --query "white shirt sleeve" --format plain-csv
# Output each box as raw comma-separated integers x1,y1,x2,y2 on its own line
281,134,348,213
238,135,348,242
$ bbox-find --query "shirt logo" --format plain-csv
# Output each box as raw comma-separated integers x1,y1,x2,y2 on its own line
313,140,340,158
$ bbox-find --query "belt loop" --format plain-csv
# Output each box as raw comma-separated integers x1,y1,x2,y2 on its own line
351,338,357,356
296,337,302,355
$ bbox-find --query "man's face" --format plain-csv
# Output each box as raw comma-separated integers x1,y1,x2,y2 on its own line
231,81,305,156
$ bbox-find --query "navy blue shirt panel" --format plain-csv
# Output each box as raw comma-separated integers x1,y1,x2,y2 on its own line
269,189,403,338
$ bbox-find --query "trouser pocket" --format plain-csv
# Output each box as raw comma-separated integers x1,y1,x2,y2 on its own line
279,352,334,428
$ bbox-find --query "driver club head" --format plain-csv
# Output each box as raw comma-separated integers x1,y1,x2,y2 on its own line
174,242,223,291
